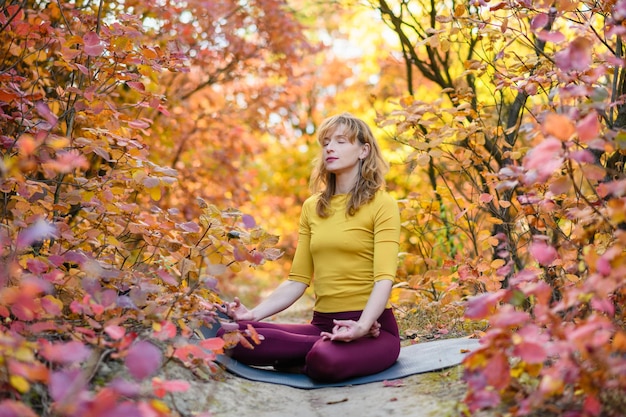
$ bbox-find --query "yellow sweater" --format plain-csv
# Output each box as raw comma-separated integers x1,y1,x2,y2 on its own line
288,190,401,313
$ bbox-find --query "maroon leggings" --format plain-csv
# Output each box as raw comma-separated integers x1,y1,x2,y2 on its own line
219,308,400,382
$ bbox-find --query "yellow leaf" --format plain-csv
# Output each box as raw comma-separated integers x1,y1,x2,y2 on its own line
149,399,170,414
148,186,161,201
453,4,466,17
491,259,506,269
10,375,30,393
14,346,35,362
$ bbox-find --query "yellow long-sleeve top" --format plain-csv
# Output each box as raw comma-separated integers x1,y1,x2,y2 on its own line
288,189,401,313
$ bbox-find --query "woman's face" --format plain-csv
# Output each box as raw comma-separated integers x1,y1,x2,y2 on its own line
321,124,368,176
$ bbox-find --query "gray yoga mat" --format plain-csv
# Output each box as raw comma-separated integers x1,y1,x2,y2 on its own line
198,323,481,389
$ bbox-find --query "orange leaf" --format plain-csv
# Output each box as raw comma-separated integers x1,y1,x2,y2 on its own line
199,337,225,354
543,113,575,141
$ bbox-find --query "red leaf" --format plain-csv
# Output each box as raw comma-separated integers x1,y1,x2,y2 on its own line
125,341,162,380
153,320,177,340
583,394,602,417
83,31,104,56
483,352,510,389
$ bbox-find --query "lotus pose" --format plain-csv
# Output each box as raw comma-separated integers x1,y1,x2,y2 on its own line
219,112,401,382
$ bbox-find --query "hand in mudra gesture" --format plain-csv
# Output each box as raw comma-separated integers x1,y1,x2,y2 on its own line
320,319,381,342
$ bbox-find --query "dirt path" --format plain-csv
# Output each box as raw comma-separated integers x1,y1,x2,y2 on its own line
203,366,470,417
184,295,488,417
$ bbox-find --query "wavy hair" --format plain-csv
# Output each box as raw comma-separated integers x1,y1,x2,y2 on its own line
310,113,388,217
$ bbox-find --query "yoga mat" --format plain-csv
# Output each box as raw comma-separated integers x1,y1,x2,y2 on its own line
198,323,481,389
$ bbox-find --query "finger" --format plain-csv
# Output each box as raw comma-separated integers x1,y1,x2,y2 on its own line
220,321,240,332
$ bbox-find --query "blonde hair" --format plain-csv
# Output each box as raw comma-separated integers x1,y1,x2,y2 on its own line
310,113,388,217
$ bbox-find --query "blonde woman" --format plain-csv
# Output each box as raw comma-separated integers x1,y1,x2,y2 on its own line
219,113,401,382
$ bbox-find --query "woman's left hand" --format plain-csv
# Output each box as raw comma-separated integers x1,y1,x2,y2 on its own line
320,319,371,342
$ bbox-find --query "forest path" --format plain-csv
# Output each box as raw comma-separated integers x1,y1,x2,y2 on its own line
186,295,492,417
204,365,470,417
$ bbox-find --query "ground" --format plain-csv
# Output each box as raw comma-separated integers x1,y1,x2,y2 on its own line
203,366,471,417
166,296,489,417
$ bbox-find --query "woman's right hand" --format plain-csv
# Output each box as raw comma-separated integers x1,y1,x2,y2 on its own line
220,297,254,322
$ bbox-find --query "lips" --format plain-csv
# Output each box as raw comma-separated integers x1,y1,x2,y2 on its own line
326,157,338,163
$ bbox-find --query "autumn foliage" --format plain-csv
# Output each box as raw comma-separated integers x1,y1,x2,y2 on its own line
374,0,626,415
2,0,626,416
0,1,305,415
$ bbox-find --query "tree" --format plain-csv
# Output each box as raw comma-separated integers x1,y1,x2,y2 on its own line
0,1,304,415
370,0,626,414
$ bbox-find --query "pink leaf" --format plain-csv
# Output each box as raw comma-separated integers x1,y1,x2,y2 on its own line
555,37,592,72
26,258,49,274
128,119,151,129
0,400,38,417
17,219,57,250
490,305,530,328
40,340,91,365
35,101,58,128
157,269,178,286
177,221,200,233
125,341,162,380
513,341,547,364
479,193,493,203
54,150,90,173
152,378,190,398
104,324,126,340
464,290,506,320
536,30,565,44
49,369,85,402
529,239,558,266
83,31,104,56
242,214,256,228
382,379,405,387
530,13,549,31
577,112,600,142
126,81,145,92
569,149,595,164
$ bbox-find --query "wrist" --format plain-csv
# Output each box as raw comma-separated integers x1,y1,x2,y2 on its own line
355,321,370,336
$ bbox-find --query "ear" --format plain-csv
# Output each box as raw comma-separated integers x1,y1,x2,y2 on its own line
359,143,370,160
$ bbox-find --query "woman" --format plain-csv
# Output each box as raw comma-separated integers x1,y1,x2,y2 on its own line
219,112,401,382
